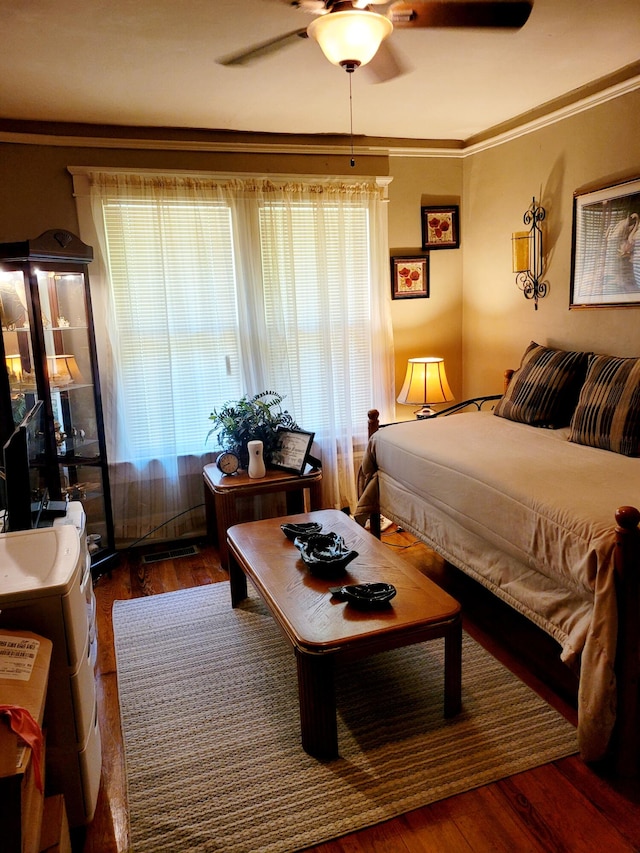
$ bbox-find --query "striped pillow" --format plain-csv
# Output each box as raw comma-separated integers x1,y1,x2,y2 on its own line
494,342,589,428
568,355,640,455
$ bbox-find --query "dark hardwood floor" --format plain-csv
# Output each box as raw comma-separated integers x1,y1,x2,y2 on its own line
81,527,640,853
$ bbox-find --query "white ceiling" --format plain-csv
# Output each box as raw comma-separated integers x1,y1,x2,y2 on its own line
1,0,639,143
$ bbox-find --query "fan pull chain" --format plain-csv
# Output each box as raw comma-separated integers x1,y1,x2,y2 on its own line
348,70,355,168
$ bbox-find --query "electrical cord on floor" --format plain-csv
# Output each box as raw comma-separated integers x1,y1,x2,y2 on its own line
122,502,206,553
382,540,422,550
382,525,422,550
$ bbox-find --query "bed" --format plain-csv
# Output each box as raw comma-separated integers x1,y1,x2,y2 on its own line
355,342,640,773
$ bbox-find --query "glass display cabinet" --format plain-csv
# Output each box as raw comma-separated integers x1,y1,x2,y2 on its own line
0,229,116,575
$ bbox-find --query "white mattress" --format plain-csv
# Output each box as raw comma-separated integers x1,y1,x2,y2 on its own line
357,411,640,761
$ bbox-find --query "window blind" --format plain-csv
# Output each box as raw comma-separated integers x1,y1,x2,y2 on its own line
102,199,243,459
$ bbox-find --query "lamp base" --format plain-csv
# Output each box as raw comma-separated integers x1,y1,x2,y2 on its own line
415,406,436,419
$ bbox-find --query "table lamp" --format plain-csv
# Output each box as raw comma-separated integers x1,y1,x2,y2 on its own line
47,354,84,386
397,357,454,418
5,354,25,384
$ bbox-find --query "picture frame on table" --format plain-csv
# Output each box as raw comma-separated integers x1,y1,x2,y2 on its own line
391,256,429,300
570,176,640,308
421,206,460,250
271,428,316,476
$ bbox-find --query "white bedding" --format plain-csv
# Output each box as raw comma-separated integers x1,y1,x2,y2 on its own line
356,411,640,761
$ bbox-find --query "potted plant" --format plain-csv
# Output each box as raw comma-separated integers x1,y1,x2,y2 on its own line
207,391,298,468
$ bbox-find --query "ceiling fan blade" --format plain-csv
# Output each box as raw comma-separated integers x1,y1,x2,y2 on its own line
217,28,308,66
388,1,533,29
365,40,410,83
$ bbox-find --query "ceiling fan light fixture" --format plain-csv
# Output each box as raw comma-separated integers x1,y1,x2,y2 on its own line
307,10,393,70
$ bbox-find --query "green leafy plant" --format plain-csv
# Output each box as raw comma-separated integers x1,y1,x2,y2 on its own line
207,391,298,467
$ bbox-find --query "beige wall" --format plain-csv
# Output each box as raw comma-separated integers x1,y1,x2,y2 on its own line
387,156,463,418
0,136,462,420
0,87,638,415
0,142,389,240
461,88,640,397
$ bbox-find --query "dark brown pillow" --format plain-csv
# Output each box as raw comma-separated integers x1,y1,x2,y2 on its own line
568,354,640,456
494,342,590,428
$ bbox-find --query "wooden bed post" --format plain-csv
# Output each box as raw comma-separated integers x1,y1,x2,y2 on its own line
367,409,380,439
365,410,381,537
504,368,514,390
613,505,640,776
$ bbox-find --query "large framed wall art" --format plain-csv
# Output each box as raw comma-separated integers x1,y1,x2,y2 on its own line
570,176,640,308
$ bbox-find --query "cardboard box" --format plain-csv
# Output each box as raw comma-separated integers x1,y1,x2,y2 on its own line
0,629,52,723
0,630,53,853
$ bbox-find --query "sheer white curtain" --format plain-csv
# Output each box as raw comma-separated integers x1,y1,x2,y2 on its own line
72,170,395,546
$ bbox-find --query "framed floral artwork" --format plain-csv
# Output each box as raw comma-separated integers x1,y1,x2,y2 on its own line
391,256,429,299
570,176,640,308
421,206,460,250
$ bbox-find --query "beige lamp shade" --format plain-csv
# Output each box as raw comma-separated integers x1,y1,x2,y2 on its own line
397,357,454,418
47,354,84,386
5,354,25,383
307,10,393,69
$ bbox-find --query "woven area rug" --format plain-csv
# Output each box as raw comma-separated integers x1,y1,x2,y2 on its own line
113,582,578,853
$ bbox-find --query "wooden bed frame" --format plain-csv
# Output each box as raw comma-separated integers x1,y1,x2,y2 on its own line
365,394,640,776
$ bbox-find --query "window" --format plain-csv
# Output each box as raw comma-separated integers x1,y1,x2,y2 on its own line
74,171,394,543
102,198,242,459
259,202,373,448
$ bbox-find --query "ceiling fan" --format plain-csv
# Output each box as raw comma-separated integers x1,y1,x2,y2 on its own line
217,1,533,82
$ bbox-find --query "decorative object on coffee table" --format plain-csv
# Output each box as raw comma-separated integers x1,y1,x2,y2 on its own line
280,521,323,541
330,582,397,609
294,531,358,576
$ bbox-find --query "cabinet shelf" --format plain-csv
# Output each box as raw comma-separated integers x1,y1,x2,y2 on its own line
10,324,89,333
0,230,116,577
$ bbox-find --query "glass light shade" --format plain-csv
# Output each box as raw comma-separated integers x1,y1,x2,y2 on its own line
307,10,393,68
512,230,530,273
397,357,454,417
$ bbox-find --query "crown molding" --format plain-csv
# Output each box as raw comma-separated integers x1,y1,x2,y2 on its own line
461,70,640,157
1,71,638,159
389,72,640,158
0,123,455,157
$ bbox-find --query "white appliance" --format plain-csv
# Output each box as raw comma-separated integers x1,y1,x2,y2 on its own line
0,502,101,827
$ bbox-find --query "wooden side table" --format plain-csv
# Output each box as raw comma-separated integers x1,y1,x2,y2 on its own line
203,463,323,569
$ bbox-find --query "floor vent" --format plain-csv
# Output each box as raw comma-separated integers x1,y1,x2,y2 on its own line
141,545,199,564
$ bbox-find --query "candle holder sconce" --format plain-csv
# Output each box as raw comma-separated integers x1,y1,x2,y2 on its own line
512,198,548,309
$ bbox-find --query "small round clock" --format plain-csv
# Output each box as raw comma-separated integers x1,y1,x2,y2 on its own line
216,450,240,475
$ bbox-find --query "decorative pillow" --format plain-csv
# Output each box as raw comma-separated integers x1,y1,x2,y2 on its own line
494,341,590,428
568,354,640,456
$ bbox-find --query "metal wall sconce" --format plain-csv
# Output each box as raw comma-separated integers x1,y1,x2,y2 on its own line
512,197,548,309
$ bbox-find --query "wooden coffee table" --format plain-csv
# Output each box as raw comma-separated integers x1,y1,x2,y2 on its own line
226,508,462,759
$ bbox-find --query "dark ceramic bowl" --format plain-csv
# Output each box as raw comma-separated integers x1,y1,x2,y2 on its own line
280,521,323,541
294,532,358,577
339,582,397,609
